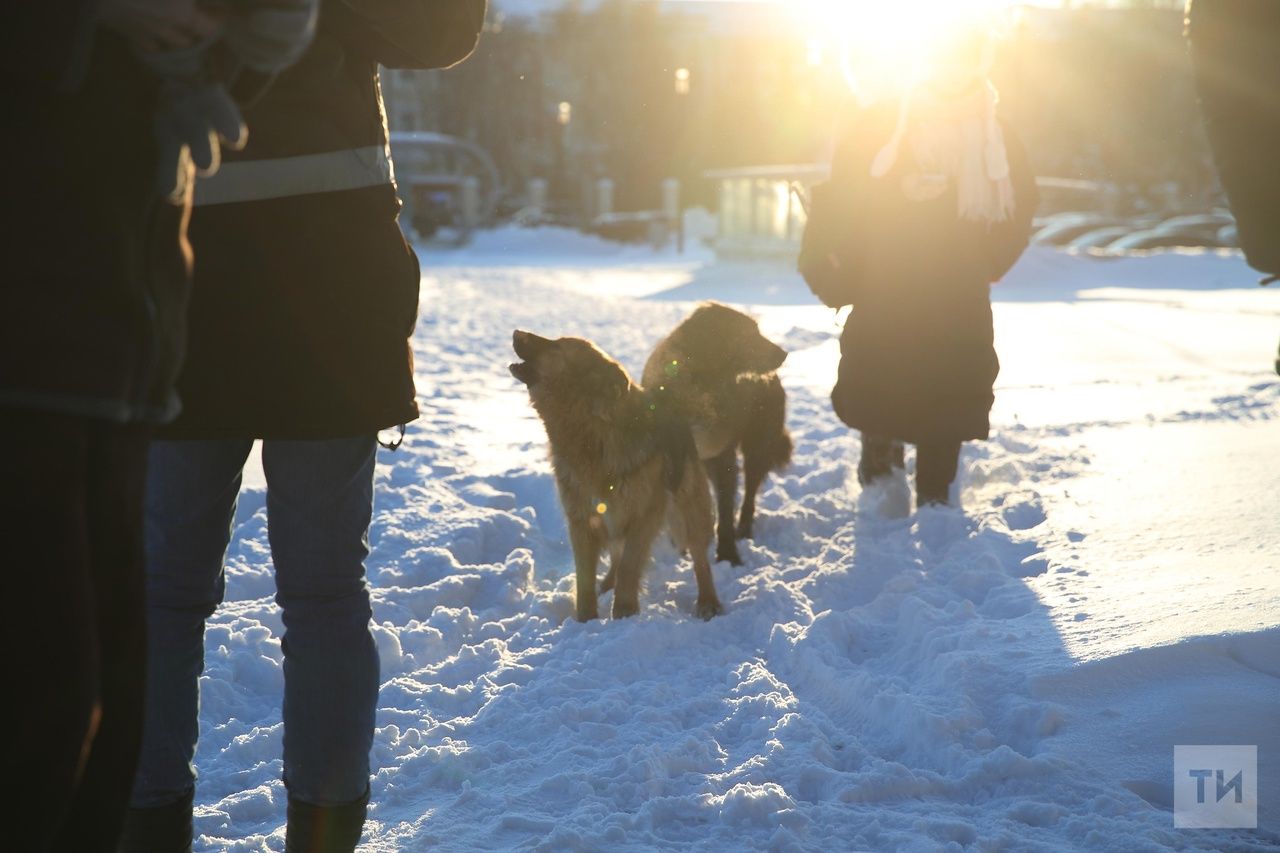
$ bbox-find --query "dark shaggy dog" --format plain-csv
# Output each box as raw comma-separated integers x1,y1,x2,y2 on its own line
511,330,723,621
642,303,793,566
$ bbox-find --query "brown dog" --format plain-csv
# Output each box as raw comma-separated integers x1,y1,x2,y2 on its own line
510,330,723,621
642,303,792,566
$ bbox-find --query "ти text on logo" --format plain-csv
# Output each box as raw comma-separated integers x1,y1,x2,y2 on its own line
1173,745,1258,829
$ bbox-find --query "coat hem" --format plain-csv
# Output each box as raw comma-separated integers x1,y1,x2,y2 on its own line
155,404,420,442
832,406,992,446
0,390,179,426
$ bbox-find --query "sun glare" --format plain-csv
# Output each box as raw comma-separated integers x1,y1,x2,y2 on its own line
797,0,1023,102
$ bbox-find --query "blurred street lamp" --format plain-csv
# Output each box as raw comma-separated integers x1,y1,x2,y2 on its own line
555,101,572,213
671,69,692,251
674,67,691,96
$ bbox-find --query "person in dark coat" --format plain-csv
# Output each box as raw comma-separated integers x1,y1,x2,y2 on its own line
122,2,486,850
0,24,191,841
0,3,314,849
1186,0,1280,375
808,29,1037,508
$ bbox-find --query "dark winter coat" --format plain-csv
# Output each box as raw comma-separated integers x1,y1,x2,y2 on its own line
1187,0,1280,278
159,0,485,440
823,104,1037,445
1,20,192,424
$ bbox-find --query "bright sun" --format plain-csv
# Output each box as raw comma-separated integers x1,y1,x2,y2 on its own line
797,0,1026,101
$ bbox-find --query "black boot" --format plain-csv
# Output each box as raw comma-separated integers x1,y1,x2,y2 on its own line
857,433,904,487
117,789,194,853
285,789,369,853
916,440,962,508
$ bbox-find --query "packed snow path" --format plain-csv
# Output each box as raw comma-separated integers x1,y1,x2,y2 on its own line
198,234,1277,851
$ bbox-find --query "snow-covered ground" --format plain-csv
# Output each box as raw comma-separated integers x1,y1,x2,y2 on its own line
201,230,1277,851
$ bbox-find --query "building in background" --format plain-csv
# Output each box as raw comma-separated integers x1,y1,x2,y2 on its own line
380,0,1216,246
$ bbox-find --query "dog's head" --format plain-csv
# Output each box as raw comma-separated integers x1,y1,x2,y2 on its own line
679,302,787,376
511,330,633,418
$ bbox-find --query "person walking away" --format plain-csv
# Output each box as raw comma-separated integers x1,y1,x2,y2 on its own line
800,27,1038,509
0,3,313,849
122,2,486,851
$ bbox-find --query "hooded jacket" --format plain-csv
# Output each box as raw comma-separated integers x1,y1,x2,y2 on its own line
159,0,485,440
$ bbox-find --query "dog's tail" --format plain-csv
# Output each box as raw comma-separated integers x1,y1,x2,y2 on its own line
769,429,793,472
740,373,792,474
650,400,698,492
741,426,791,501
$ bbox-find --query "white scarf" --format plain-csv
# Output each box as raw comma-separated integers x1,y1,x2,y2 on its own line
869,80,1016,224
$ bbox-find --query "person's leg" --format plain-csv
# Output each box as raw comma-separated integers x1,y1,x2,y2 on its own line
857,432,905,486
51,421,153,852
123,439,254,847
262,436,379,847
0,410,96,852
916,440,963,508
285,791,371,853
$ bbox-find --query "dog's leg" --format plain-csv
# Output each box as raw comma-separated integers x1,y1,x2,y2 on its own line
600,542,622,595
707,446,743,566
738,378,791,540
610,508,664,620
689,550,723,621
671,462,723,619
566,514,603,621
737,444,771,540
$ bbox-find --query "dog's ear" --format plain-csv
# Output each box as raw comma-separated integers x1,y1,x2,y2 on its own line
761,338,788,372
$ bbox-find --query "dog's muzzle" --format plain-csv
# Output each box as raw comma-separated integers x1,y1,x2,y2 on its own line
511,330,553,385
770,343,788,371
509,361,536,385
512,329,553,360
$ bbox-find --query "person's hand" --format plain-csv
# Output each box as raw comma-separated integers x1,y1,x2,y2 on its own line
99,0,225,52
135,40,247,202
151,78,248,202
152,75,247,201
222,0,319,74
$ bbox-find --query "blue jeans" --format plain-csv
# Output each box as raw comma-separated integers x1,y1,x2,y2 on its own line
131,437,380,808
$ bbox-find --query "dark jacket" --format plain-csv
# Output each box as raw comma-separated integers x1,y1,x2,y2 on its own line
1187,0,1280,278
1,18,192,424
160,0,485,440
825,104,1038,445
